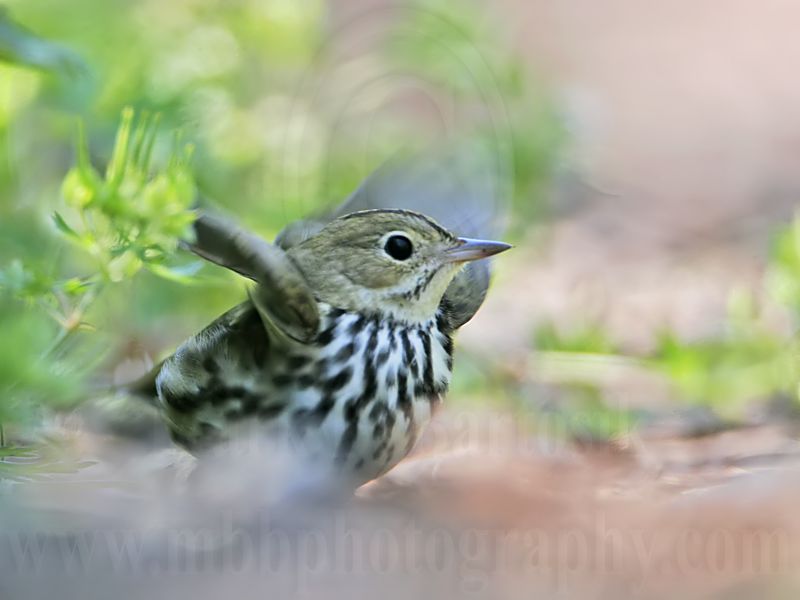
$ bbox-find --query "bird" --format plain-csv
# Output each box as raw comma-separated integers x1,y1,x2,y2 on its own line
131,155,511,485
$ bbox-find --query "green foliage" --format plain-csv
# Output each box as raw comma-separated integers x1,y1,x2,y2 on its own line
0,109,196,477
650,302,797,416
0,296,83,423
1,108,197,335
535,321,620,355
58,108,197,282
527,321,639,437
533,220,800,432
646,232,800,414
766,212,800,312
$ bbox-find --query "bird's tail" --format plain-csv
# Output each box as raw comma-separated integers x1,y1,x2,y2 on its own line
78,363,170,446
117,361,162,405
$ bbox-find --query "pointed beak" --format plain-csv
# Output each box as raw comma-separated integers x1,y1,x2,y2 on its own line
443,237,512,263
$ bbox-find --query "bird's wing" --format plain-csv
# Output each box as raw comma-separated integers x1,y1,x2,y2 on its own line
186,213,320,344
277,151,507,330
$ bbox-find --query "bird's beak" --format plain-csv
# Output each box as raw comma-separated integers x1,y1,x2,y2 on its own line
443,237,512,263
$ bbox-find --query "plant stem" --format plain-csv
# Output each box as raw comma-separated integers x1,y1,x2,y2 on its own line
42,283,103,360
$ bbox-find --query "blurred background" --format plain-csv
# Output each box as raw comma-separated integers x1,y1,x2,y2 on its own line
4,0,800,598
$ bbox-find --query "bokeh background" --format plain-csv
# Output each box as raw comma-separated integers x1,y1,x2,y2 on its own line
4,1,800,598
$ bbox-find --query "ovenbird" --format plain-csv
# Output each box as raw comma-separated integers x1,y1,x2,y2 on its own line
135,157,510,483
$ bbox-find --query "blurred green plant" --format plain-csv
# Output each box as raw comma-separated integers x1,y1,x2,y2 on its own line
649,290,798,417
766,212,800,313
58,107,197,283
3,108,197,346
650,221,800,415
528,321,641,437
0,294,84,423
0,108,196,476
529,217,800,435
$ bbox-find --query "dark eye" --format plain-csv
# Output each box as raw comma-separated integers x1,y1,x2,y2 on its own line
384,235,413,260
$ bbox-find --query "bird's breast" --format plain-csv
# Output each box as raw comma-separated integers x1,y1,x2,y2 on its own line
155,302,454,480
297,304,454,479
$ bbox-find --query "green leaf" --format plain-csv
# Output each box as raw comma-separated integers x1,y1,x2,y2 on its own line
106,106,134,186
60,277,93,296
51,211,79,240
61,167,98,208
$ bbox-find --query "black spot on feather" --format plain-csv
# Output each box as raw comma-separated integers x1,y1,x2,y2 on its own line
348,315,366,336
163,389,196,413
420,330,435,395
316,324,337,347
323,367,352,393
297,374,315,388
336,320,380,463
333,341,356,363
202,357,219,375
273,374,293,387
310,394,336,423
287,354,312,369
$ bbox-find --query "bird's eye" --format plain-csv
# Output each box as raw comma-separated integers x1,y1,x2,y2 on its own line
384,234,413,261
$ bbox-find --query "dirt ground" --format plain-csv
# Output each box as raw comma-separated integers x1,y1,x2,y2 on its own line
4,409,800,599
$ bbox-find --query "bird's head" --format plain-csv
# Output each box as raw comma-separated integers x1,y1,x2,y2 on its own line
287,209,510,324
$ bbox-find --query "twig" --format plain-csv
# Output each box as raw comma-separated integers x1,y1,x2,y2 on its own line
42,283,103,359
